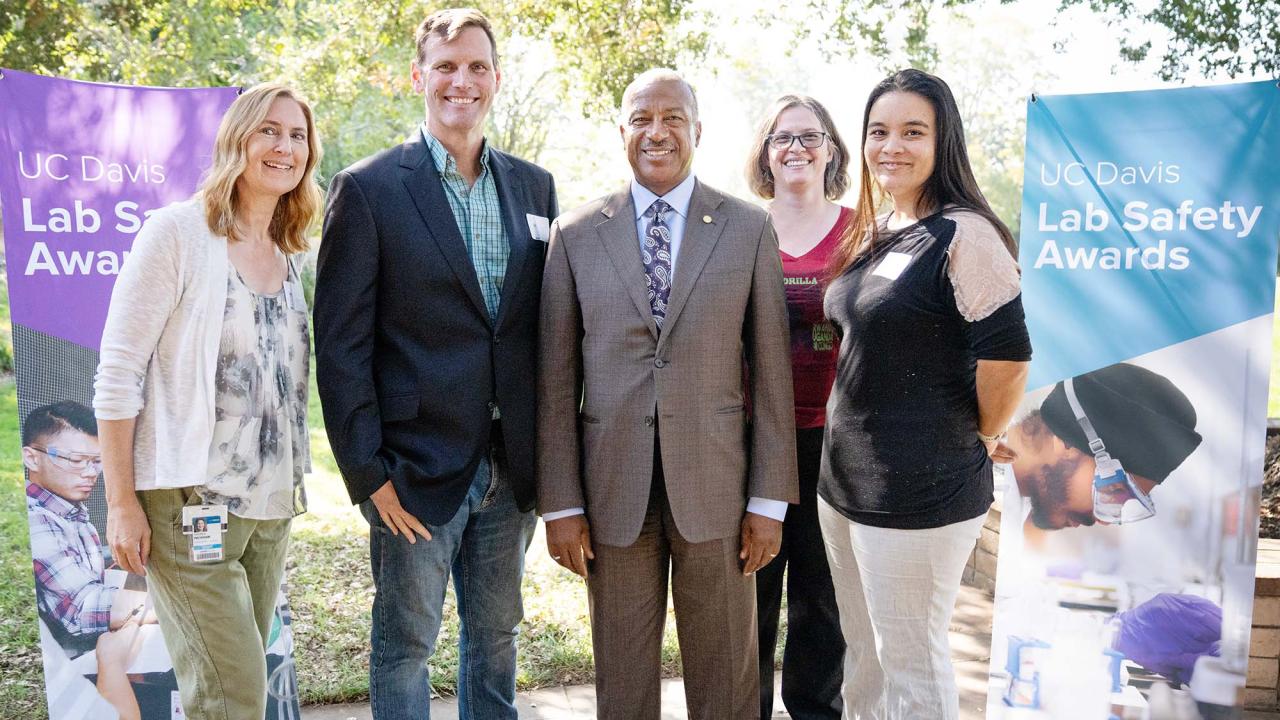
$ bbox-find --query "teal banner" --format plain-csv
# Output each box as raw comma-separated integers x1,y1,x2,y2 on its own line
989,81,1280,717
1020,81,1280,389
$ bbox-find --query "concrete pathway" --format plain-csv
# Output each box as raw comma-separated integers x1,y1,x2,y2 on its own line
304,676,779,720
303,586,996,720
301,584,1280,719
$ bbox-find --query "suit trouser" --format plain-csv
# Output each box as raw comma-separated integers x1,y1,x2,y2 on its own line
818,497,983,720
756,426,844,719
587,447,758,720
138,486,291,720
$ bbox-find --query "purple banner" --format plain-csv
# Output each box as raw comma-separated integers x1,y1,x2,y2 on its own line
1,71,302,720
0,68,238,350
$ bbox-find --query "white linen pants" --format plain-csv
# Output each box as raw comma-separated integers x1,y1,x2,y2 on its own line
817,496,984,720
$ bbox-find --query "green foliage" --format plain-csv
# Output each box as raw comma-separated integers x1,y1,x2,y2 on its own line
770,0,1276,83
1270,286,1280,418
0,340,12,376
784,0,968,72
0,273,12,375
501,0,711,117
0,1,85,76
0,0,711,175
932,10,1055,242
1057,0,1279,81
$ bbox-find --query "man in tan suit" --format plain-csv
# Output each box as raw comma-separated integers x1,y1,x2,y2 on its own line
537,68,799,718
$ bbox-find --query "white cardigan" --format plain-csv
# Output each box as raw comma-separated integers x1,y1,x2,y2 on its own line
94,198,227,490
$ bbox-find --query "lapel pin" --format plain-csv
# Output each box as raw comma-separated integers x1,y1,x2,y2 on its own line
702,215,713,224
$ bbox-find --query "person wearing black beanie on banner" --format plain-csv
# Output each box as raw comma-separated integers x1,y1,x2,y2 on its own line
1006,361,1203,532
1002,361,1218,686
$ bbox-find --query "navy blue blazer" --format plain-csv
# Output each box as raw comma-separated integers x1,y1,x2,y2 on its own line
314,132,558,525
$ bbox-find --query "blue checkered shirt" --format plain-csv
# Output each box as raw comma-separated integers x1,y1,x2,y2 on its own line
424,128,509,320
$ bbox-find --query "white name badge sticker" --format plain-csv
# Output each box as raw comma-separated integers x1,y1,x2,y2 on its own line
872,251,914,280
182,504,228,563
526,213,551,243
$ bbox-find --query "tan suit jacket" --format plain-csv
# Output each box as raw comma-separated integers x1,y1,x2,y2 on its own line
537,180,799,547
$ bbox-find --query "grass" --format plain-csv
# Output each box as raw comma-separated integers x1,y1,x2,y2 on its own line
0,366,695,716
286,433,689,705
287,359,687,703
4,301,1280,713
0,379,43,719
25,277,1280,712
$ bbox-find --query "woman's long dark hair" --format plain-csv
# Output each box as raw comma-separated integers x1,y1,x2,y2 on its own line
829,69,1016,280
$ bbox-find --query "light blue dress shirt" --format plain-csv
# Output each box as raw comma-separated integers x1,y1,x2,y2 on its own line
630,173,694,282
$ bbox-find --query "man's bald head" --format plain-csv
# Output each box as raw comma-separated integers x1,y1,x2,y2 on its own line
621,68,698,123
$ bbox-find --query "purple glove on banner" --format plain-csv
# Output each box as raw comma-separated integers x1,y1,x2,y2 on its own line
1113,593,1222,685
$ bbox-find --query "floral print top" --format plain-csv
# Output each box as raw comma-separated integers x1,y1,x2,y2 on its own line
199,255,310,519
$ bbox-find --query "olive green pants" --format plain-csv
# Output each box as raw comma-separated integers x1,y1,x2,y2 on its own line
138,487,291,720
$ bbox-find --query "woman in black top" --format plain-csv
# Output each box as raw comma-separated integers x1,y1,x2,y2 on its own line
818,69,1032,719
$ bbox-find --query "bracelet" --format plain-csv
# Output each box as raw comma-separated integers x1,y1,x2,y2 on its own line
977,429,1005,444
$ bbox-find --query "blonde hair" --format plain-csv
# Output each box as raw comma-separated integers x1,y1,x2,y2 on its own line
200,83,322,254
745,95,850,201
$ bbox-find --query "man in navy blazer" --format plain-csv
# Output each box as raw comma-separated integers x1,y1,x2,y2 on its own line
313,8,556,719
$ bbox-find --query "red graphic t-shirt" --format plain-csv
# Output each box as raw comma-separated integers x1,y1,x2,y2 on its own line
780,206,850,429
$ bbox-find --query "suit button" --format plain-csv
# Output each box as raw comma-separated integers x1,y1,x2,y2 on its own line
644,416,655,427
493,336,501,345
654,358,665,368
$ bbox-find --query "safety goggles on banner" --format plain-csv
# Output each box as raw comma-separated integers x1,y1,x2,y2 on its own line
28,444,104,473
1063,378,1157,524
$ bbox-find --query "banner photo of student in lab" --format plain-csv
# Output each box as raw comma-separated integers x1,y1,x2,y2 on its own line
0,69,301,720
987,80,1280,719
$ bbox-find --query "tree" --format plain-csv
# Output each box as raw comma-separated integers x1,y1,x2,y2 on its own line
801,0,1277,82
1057,0,1279,81
788,0,970,72
501,0,710,116
0,1,87,75
0,0,711,176
932,9,1057,240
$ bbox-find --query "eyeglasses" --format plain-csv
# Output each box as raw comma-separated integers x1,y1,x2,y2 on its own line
1063,378,1157,524
29,445,103,473
766,132,829,150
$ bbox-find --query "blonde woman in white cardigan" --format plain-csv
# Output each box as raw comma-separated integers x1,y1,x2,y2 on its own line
94,83,322,720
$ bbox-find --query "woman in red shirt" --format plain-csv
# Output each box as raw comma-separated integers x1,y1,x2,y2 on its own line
745,94,851,720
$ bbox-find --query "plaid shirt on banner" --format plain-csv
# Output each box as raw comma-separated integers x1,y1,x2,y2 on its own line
424,127,509,320
27,482,113,637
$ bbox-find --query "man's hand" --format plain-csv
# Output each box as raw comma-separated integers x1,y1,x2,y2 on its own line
370,481,432,543
546,515,594,578
983,437,1017,464
107,496,150,576
739,512,783,576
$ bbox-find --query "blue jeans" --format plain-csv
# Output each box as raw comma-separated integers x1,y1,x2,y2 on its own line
362,453,536,720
